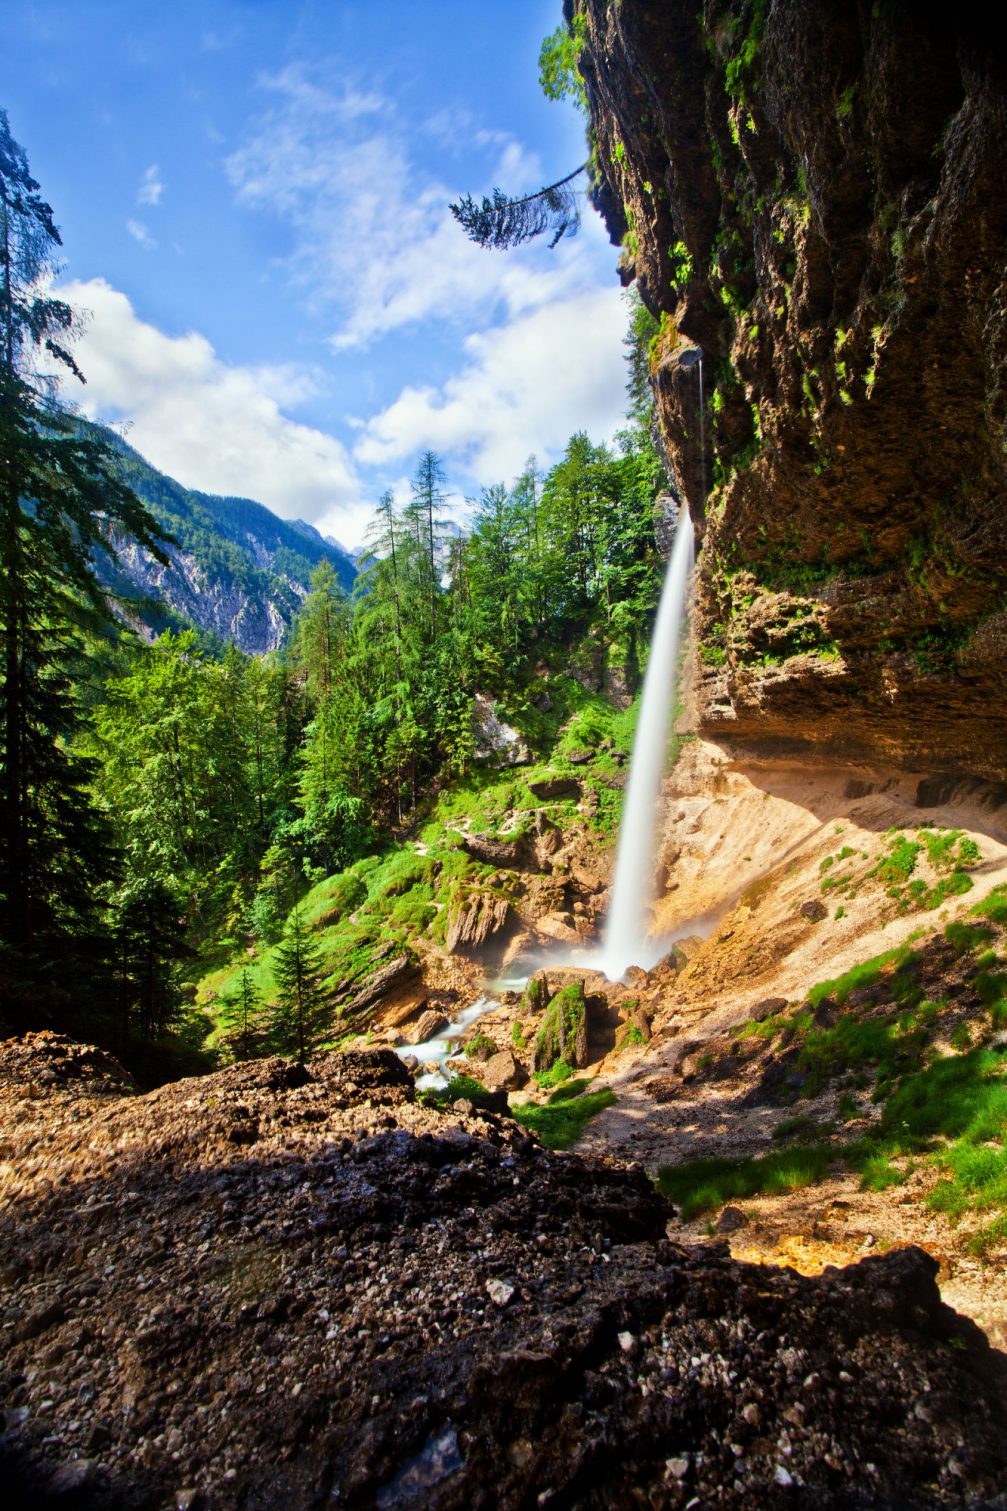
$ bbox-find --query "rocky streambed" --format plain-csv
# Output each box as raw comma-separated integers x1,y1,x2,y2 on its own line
2,1032,1007,1508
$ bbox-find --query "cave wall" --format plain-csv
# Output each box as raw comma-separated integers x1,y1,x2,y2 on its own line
577,0,1007,778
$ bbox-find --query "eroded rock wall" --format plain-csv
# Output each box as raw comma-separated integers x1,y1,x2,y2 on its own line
579,0,1007,777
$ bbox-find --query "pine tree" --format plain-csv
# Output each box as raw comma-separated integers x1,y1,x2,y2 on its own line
272,906,326,1063
450,23,588,249
0,109,166,1017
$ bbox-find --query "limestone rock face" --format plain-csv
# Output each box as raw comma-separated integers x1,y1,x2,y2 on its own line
470,693,530,767
580,0,1007,778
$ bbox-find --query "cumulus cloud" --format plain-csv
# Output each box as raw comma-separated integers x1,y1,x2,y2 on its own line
59,278,374,544
137,165,163,207
126,218,156,249
225,62,606,351
355,284,629,484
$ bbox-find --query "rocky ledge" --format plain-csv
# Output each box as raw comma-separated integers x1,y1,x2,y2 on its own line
1,1032,1006,1508
579,0,1007,778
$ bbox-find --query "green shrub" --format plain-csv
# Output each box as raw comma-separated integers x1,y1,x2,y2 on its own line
424,1074,498,1110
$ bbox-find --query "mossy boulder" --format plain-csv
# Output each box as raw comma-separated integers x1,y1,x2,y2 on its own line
521,974,550,1016
534,982,589,1072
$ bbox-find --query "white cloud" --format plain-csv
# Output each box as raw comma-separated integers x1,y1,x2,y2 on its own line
126,218,156,249
59,278,374,545
137,164,163,207
225,62,604,351
355,284,629,484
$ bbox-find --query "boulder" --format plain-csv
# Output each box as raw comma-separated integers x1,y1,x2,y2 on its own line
629,1005,652,1042
481,1049,528,1092
521,973,550,1016
399,1011,449,1047
751,996,788,1021
571,860,606,895
533,982,589,1071
380,987,430,1029
461,833,535,869
463,1031,497,1063
535,911,581,944
528,775,582,801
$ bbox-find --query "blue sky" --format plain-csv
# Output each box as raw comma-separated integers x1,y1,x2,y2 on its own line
3,1,631,545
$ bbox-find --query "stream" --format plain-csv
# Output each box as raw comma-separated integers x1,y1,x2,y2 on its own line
395,971,528,1090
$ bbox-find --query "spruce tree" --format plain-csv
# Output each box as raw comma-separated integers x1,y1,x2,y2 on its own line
0,110,166,1020
405,450,448,641
272,906,326,1063
220,965,263,1062
450,164,587,250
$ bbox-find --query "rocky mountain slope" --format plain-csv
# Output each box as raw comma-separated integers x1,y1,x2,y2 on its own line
91,424,356,652
3,1033,1007,1509
579,0,1007,778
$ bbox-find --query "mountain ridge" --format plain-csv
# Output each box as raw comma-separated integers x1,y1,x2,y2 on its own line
89,422,357,653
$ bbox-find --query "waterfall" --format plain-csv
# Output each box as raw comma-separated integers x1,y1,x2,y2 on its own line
596,345,704,979
600,505,695,979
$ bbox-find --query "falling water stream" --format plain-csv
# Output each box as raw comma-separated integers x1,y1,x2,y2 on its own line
599,505,695,979
597,350,703,978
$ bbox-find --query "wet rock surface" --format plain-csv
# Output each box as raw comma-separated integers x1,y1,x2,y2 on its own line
2,1033,1007,1508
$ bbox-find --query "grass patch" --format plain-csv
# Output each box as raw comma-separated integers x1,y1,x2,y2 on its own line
422,1074,498,1110
656,1146,835,1220
534,1057,574,1089
807,944,914,1007
511,1088,616,1149
972,885,1007,926
547,1076,594,1103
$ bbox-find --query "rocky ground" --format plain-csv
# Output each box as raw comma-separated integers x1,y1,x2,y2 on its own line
3,1032,1007,1508
574,754,1007,1355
